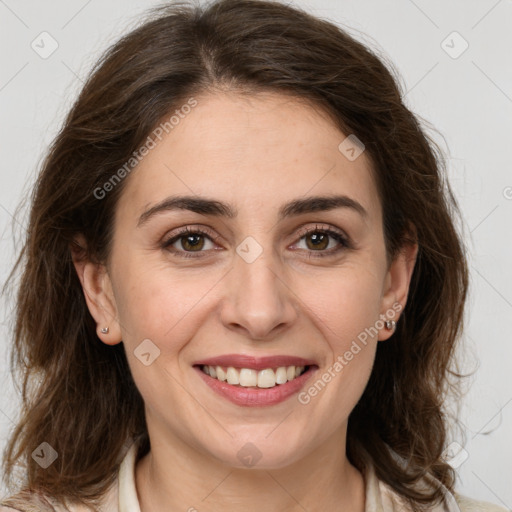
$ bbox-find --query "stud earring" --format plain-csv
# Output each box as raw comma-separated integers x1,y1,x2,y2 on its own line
100,327,109,334
385,320,396,331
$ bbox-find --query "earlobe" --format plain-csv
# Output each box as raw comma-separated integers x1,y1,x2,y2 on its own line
70,236,123,345
378,238,419,342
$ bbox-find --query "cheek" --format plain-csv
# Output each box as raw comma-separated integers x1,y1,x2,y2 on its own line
112,257,220,349
295,267,382,432
299,262,384,348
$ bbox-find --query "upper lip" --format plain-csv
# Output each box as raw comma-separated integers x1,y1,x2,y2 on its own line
193,354,317,371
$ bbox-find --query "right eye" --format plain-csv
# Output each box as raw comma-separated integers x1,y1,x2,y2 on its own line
161,226,220,258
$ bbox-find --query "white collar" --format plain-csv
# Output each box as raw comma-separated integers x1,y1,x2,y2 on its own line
118,441,142,512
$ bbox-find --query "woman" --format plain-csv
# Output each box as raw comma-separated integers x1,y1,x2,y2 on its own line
1,0,508,511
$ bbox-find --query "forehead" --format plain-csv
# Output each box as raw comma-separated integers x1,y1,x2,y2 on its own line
116,91,381,225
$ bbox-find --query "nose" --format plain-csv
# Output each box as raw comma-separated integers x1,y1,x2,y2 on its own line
219,247,299,341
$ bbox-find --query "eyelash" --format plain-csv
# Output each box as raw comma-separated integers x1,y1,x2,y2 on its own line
161,224,350,260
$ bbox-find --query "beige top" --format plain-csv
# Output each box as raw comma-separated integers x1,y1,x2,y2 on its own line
1,440,509,512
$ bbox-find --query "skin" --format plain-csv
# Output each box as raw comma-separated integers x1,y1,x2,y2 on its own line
73,91,418,512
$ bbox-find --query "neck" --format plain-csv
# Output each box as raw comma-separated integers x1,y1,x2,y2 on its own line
135,422,366,512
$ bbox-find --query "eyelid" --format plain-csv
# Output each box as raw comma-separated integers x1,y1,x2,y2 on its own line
290,223,351,257
160,225,222,256
293,223,349,243
161,222,351,258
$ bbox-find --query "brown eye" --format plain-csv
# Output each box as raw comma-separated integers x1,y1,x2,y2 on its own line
177,233,206,251
293,225,350,258
304,232,330,251
161,227,218,258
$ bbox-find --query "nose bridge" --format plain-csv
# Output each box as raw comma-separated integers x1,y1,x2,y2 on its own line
220,235,297,339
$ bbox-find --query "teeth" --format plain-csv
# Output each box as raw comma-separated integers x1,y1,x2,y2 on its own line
239,368,257,387
257,368,276,388
275,367,288,384
216,366,226,381
201,365,307,388
226,367,240,385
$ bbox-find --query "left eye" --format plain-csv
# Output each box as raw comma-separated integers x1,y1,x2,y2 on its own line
293,229,347,253
290,227,350,257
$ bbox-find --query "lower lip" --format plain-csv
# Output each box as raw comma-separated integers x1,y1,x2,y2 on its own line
193,365,318,407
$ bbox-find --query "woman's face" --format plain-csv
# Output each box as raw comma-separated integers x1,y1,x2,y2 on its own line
80,91,415,469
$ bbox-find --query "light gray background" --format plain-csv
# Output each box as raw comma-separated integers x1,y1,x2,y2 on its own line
1,0,511,507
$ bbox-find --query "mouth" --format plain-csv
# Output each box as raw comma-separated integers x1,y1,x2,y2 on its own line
192,355,319,407
196,364,312,388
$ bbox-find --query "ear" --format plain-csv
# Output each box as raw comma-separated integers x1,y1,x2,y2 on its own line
70,235,122,345
378,232,418,342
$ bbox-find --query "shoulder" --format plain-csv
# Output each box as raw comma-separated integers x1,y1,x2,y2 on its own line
373,464,509,512
0,490,59,511
0,482,118,511
0,495,106,512
0,440,131,512
454,493,510,512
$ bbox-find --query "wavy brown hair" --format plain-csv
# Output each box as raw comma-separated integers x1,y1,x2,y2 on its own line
1,0,469,510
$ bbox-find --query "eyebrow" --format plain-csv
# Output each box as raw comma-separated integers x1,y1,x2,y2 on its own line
137,194,368,227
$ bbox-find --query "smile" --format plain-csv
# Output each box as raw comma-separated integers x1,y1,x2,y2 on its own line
200,364,309,388
193,357,318,407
